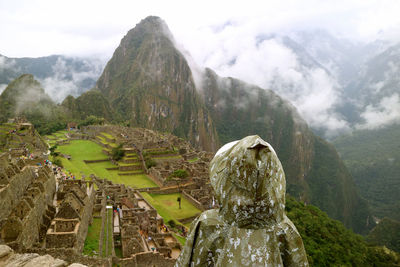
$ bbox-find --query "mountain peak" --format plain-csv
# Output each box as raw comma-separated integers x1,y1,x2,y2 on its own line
125,16,173,41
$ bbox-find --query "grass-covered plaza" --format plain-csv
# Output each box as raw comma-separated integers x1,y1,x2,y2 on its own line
53,139,157,188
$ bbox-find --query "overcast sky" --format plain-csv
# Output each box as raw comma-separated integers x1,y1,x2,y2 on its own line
1,0,400,59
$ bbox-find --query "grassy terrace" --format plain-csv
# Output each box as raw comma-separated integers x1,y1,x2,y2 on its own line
83,217,102,256
96,135,118,148
141,192,201,227
118,161,140,166
54,139,157,188
100,132,114,139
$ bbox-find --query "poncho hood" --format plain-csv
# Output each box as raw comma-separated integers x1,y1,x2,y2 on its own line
210,135,286,229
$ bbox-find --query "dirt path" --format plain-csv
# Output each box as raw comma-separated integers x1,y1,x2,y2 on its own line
171,248,181,259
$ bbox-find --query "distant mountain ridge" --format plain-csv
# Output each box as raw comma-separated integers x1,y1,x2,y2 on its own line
61,16,373,234
0,74,68,134
0,54,104,102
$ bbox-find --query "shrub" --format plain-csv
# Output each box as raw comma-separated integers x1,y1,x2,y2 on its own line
49,144,59,157
169,169,188,179
111,144,125,161
168,219,176,228
52,157,63,167
143,152,157,168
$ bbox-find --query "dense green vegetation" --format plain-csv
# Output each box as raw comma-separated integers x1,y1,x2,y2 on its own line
307,136,372,234
168,169,188,179
333,124,400,221
286,196,399,266
367,217,400,252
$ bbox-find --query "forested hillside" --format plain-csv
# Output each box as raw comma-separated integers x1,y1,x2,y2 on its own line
333,124,400,221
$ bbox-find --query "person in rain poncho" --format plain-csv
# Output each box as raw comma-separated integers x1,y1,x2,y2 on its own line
175,135,308,267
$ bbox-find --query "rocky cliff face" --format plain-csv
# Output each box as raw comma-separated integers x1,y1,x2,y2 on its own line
200,68,371,233
201,68,313,199
95,16,218,151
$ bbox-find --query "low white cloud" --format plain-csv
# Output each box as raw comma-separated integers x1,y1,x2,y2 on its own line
358,93,400,129
39,57,104,102
0,84,7,94
0,55,19,73
185,33,349,133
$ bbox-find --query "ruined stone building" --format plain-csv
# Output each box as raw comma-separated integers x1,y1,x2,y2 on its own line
0,153,56,250
46,180,95,252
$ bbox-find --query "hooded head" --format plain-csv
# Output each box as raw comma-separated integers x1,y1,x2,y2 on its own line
210,135,286,229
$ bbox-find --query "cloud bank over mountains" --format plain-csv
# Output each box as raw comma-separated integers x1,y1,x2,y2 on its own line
0,55,104,103
2,0,400,134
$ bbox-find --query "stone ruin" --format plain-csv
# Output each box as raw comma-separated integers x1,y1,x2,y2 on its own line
82,125,216,210
0,152,56,251
46,180,96,252
0,122,222,266
90,177,180,267
0,148,103,266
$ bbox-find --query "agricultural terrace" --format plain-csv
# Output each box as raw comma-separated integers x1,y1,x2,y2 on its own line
46,133,157,188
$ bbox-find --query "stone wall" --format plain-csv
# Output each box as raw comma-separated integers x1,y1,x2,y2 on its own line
182,190,205,211
83,159,110,164
75,184,96,252
0,163,35,223
0,162,56,251
118,251,175,267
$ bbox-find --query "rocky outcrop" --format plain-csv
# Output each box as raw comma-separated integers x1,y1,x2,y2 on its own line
0,244,87,267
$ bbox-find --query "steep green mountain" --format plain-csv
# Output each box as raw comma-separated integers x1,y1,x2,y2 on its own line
333,124,400,221
286,196,399,266
63,16,372,234
94,16,218,151
202,68,372,234
0,74,68,134
61,90,116,122
366,217,400,253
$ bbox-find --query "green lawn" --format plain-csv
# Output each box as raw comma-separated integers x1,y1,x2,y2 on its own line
83,217,102,256
107,171,157,188
56,140,108,178
53,130,68,138
142,193,201,221
55,140,157,188
118,161,140,166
